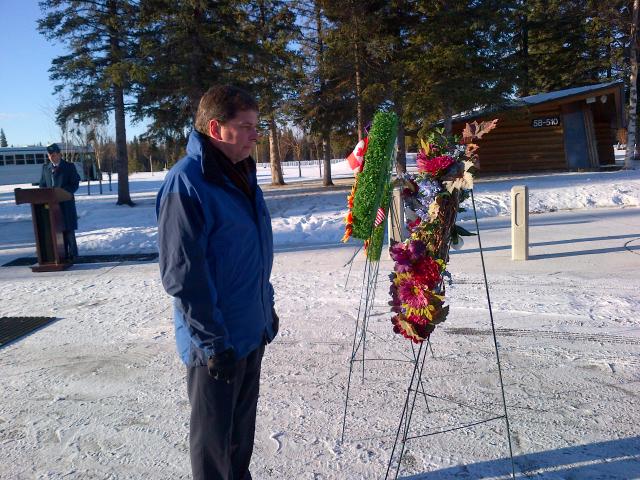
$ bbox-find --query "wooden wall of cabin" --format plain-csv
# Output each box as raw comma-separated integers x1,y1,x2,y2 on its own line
594,122,615,165
591,99,617,166
452,107,566,173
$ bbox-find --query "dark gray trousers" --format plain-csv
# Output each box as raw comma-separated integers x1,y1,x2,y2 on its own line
187,344,264,480
63,230,78,259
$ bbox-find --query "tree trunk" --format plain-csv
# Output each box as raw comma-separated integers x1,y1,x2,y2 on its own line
114,86,133,205
107,0,132,206
394,102,406,175
626,0,639,169
443,104,453,136
354,36,363,141
520,11,529,97
322,131,333,186
268,116,285,185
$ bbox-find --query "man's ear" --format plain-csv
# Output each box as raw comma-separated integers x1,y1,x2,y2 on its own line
208,119,223,140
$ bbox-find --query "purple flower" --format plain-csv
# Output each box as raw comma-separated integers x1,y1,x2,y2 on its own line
415,208,430,221
390,242,412,273
417,179,441,207
408,240,426,258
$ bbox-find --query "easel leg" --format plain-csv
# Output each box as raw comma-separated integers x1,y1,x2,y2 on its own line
471,190,517,479
385,343,428,479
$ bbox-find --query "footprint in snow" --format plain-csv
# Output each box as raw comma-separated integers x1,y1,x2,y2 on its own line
270,432,284,453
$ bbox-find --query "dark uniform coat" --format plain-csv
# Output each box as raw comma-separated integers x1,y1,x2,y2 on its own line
39,160,80,231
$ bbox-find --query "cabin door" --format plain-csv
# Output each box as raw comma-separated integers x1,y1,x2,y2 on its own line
561,104,590,169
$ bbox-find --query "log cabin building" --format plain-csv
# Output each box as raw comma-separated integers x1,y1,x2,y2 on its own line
450,81,625,173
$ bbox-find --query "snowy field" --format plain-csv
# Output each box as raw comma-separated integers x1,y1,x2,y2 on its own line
0,161,639,479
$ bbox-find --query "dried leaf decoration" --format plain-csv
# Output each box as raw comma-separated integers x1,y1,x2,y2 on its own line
462,119,498,168
462,119,498,143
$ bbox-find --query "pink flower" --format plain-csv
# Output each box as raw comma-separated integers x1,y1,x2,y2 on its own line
417,155,455,176
398,277,430,309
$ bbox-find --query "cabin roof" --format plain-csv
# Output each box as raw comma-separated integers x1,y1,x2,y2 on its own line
450,80,624,124
517,80,622,106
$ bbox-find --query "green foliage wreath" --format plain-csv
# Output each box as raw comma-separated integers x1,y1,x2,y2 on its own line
351,111,398,242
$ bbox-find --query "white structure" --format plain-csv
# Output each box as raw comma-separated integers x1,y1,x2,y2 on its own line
511,185,529,260
0,144,93,186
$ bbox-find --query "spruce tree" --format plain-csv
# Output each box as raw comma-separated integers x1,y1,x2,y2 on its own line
405,0,514,131
39,0,137,206
134,0,240,137
294,1,330,185
0,129,7,148
239,0,301,186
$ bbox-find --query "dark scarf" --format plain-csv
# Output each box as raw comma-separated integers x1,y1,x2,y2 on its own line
201,138,255,201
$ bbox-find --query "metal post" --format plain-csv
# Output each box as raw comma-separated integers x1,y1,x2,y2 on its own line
387,187,406,244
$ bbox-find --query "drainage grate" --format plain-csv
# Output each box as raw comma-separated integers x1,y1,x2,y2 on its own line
0,317,58,347
2,253,158,267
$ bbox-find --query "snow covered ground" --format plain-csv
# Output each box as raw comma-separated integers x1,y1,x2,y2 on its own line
1,160,639,261
0,162,639,479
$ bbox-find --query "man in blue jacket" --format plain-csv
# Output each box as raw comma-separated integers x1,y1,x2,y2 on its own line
156,85,279,480
39,143,80,260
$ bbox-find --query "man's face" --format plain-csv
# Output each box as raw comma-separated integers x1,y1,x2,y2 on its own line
48,152,61,165
210,109,259,163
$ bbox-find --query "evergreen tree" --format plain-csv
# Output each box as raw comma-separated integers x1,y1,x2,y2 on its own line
295,0,361,185
239,0,301,185
134,0,240,137
359,0,416,172
0,129,7,147
39,0,137,206
405,0,514,131
509,1,629,96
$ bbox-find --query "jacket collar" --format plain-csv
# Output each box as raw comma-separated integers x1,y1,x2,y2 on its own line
186,130,257,187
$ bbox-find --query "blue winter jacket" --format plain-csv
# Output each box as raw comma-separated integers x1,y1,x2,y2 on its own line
156,130,276,367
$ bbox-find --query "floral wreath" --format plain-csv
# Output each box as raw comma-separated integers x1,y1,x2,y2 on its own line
342,111,398,261
389,120,498,343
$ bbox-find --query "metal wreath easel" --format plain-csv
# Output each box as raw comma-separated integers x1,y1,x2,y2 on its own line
341,186,517,479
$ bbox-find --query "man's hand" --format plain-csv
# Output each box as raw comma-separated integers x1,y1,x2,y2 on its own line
207,349,237,383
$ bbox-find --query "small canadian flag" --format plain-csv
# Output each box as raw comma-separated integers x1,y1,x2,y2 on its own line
346,137,369,171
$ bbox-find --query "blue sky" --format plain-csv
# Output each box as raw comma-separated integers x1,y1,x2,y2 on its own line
0,1,145,147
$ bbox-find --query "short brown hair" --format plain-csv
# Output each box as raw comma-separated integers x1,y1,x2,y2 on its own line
194,85,259,135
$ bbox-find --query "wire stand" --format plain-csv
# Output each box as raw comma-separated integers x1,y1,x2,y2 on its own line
341,188,432,442
384,190,516,479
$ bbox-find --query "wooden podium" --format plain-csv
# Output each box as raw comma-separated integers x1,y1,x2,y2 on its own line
14,187,73,272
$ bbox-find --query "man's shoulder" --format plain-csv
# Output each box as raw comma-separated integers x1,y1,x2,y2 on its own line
161,155,204,193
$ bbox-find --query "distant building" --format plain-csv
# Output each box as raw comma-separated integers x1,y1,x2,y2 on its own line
450,81,625,173
0,143,94,186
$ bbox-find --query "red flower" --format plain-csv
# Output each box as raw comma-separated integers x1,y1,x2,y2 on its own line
417,155,455,176
391,314,434,343
407,218,421,232
412,256,442,289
